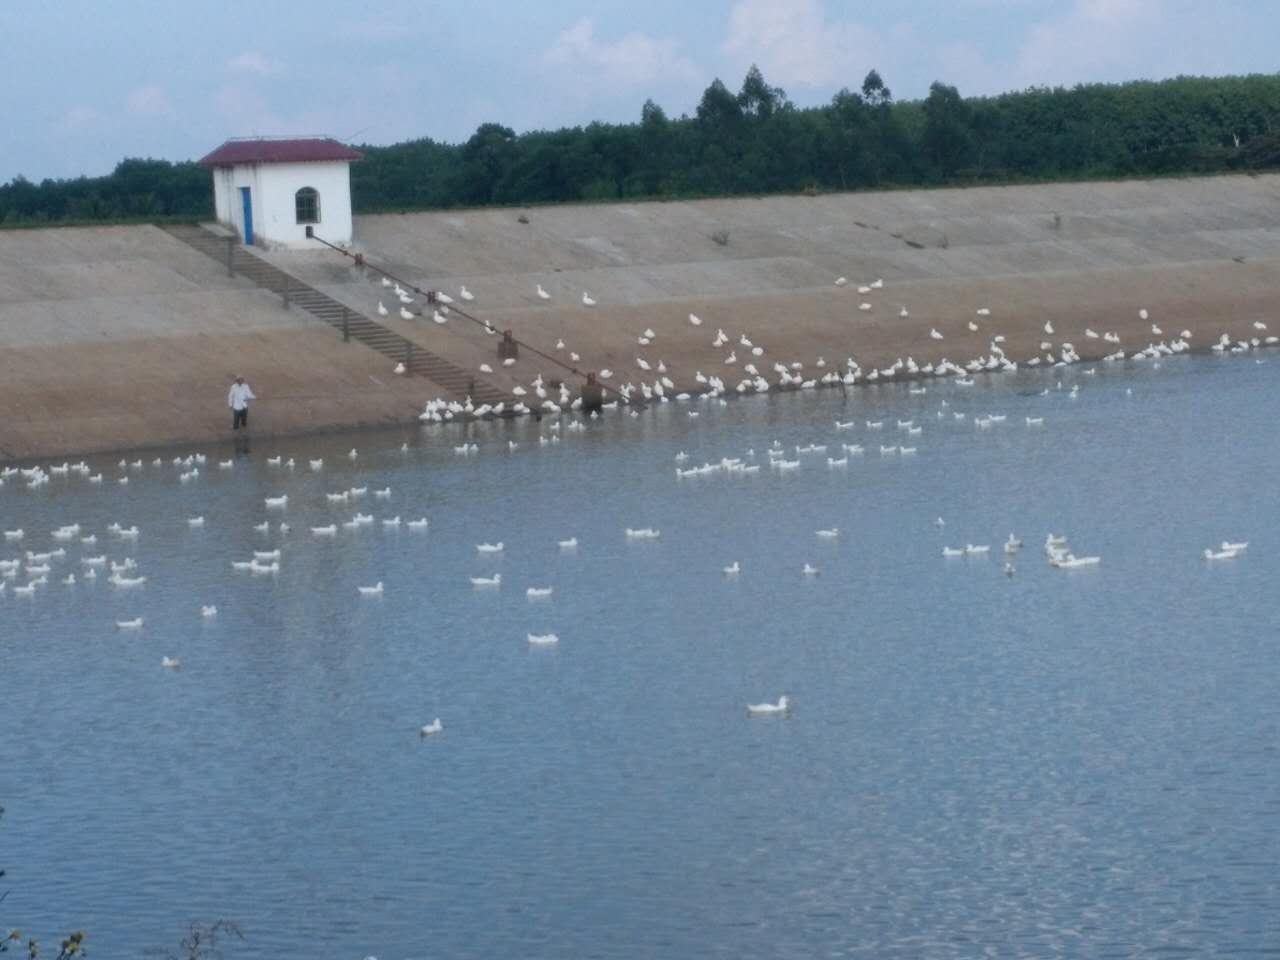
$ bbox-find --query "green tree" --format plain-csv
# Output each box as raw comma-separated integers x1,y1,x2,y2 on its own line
458,123,518,205
631,99,674,195
922,81,974,179
861,68,891,107
860,69,905,184
738,64,787,119
823,88,871,188
696,78,743,135
6,70,1280,225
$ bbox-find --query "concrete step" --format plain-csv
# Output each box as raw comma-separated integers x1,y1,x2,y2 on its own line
158,223,512,404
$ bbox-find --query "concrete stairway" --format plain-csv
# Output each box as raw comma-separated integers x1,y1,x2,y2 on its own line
158,223,507,404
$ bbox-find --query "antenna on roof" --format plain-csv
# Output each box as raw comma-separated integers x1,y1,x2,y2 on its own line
225,133,335,142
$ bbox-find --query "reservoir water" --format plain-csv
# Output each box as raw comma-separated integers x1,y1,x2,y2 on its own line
3,354,1278,958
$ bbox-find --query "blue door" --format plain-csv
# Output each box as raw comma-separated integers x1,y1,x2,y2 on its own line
239,187,253,245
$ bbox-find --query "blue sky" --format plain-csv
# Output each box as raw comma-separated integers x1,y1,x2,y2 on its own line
2,0,1275,183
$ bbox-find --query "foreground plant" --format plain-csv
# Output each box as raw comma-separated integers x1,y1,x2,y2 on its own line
161,920,244,960
2,806,86,959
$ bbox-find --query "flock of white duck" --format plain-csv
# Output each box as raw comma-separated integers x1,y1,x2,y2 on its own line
0,390,1256,726
0,447,567,733
669,400,1247,588
3,272,1268,726
386,274,1278,425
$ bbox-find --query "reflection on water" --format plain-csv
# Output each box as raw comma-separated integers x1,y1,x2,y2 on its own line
2,355,1278,958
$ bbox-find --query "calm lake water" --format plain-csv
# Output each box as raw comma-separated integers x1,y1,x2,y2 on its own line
3,354,1278,958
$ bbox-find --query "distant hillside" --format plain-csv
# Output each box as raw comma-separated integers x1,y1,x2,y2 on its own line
4,69,1280,227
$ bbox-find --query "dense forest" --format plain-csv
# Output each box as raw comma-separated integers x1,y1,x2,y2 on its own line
3,68,1280,227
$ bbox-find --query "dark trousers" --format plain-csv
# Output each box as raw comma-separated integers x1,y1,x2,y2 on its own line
232,407,248,430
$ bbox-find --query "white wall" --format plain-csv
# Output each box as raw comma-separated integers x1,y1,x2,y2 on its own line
211,161,353,250
212,165,263,246
213,168,229,223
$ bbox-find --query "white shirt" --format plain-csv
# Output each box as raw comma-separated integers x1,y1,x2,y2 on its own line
228,382,256,410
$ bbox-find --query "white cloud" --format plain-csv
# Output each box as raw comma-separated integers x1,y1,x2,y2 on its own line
713,0,1223,104
126,85,172,117
714,0,1235,104
545,18,700,89
330,19,413,43
58,105,101,132
1011,0,1166,87
213,83,282,132
932,40,1006,96
1076,0,1159,23
226,51,283,76
211,83,347,141
722,0,881,89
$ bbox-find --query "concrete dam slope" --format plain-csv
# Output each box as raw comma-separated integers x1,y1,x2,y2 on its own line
0,225,441,460
2,173,1279,459
279,172,1280,399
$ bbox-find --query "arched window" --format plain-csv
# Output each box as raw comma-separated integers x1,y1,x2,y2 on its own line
295,187,320,225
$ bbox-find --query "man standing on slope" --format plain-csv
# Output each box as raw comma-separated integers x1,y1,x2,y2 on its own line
228,376,256,430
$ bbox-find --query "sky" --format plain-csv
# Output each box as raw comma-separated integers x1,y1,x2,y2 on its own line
1,0,1275,183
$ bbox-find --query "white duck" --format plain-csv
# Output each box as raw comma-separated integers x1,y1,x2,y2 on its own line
746,695,790,717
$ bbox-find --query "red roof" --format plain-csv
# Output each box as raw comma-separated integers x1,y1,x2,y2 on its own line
199,137,363,167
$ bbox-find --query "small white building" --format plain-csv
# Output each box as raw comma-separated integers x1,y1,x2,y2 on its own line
200,137,363,249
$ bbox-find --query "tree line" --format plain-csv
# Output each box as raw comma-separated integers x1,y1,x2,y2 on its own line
3,67,1279,227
